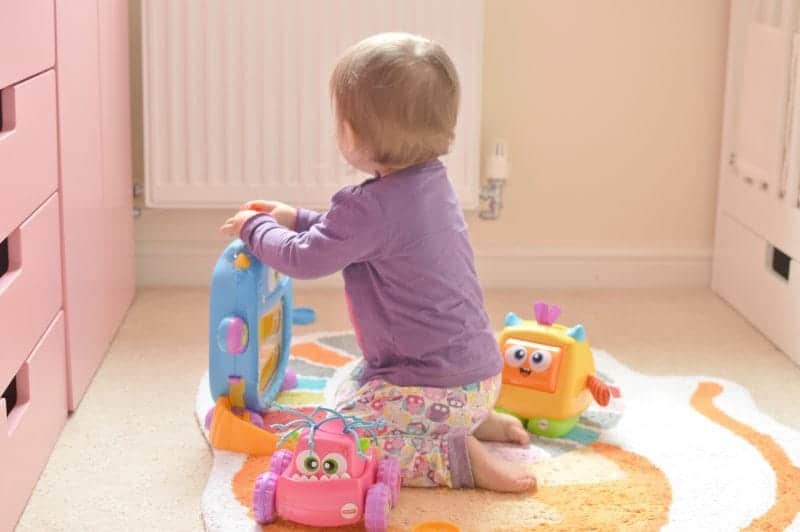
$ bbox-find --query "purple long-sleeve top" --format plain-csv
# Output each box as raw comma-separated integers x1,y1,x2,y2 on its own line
240,159,502,387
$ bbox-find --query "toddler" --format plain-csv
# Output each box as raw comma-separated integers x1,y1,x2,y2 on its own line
221,33,536,492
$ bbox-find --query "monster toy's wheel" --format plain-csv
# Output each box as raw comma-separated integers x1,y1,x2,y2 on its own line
253,472,279,524
280,368,298,391
377,458,401,507
269,449,294,476
247,410,265,429
525,415,580,438
204,407,215,430
364,483,391,532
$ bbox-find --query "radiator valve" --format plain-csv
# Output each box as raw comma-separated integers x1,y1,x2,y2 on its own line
479,139,509,220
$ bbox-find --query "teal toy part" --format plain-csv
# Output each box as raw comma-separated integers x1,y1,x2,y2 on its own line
566,324,586,341
291,307,316,325
504,312,523,327
209,240,300,412
562,424,600,445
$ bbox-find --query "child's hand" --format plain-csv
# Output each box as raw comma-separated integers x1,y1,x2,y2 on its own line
219,210,260,237
241,200,298,229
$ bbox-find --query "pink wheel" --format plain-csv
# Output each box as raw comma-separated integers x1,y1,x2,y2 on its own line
204,407,215,430
253,472,279,524
280,368,298,391
377,458,401,507
248,410,265,429
364,483,391,532
269,449,294,476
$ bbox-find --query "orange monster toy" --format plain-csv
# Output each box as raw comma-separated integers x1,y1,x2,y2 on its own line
496,302,611,437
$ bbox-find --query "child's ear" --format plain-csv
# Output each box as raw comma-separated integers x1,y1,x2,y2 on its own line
339,120,357,155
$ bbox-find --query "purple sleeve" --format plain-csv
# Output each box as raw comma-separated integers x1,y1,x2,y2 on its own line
294,207,325,232
240,187,386,280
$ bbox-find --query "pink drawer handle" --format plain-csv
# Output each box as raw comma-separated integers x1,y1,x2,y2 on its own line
0,229,21,297
0,86,17,142
1,362,30,436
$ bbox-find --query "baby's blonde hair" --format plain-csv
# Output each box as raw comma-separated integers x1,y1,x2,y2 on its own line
330,33,460,168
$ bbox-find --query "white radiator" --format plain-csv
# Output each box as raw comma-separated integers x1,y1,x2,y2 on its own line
712,0,800,365
141,0,483,209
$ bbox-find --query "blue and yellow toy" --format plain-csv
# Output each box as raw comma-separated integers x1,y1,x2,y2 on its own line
496,302,611,438
209,239,315,417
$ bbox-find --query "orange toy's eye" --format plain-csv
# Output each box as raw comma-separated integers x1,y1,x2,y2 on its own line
529,350,552,372
504,346,528,368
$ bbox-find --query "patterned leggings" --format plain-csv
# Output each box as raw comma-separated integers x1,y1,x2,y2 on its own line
334,364,502,488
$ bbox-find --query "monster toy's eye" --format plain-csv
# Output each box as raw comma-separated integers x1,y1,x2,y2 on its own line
529,350,552,372
504,346,528,368
321,452,348,476
296,450,320,474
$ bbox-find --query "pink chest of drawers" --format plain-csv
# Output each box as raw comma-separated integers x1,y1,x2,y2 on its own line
0,1,135,529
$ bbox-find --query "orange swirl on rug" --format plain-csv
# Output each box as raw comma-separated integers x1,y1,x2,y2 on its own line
691,382,800,531
291,342,353,367
528,443,672,531
231,443,671,531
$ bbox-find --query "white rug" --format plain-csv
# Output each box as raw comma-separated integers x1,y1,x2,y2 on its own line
195,332,800,531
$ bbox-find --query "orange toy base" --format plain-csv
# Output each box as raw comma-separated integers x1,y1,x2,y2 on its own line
208,397,292,456
413,521,461,532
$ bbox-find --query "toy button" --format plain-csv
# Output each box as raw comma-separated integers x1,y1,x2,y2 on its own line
234,253,251,269
217,316,248,354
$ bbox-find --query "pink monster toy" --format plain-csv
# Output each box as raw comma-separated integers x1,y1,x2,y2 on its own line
253,407,400,531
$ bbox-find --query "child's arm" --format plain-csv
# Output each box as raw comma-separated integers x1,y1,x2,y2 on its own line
294,208,325,232
238,188,385,280
241,200,325,232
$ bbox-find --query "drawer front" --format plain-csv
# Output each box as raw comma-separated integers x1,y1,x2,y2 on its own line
0,313,67,532
0,70,59,240
0,0,56,89
0,194,62,386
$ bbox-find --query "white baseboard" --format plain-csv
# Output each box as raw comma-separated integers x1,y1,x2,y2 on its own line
474,247,712,288
136,240,712,288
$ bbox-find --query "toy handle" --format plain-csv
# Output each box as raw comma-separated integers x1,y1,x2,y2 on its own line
587,375,610,407
291,307,316,325
241,200,271,213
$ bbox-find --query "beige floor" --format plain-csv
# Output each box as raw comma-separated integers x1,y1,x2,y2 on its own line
15,287,800,532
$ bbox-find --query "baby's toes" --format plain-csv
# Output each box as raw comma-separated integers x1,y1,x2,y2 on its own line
517,473,537,492
506,419,531,445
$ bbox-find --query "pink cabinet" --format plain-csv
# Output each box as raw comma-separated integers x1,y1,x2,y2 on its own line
0,0,134,527
55,0,135,409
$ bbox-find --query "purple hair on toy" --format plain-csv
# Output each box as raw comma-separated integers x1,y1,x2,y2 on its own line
533,301,561,326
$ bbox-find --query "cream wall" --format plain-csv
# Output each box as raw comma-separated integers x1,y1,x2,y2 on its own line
130,0,730,287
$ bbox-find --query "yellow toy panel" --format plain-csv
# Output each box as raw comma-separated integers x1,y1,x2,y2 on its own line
496,302,610,437
258,307,283,394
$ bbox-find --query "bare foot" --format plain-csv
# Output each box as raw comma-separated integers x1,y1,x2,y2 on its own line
473,410,530,445
468,436,537,492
